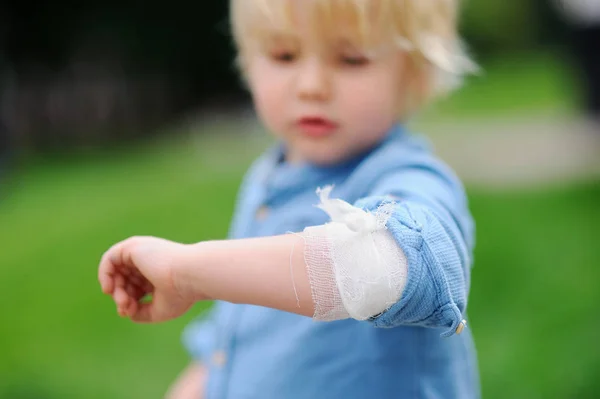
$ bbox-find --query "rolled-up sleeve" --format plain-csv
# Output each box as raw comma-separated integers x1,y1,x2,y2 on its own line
354,164,474,337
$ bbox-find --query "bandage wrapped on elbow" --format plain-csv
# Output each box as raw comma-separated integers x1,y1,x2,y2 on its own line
302,187,408,321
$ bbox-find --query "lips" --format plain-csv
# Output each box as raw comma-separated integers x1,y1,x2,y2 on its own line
296,117,339,138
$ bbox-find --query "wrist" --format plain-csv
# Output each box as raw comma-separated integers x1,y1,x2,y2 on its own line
175,241,217,303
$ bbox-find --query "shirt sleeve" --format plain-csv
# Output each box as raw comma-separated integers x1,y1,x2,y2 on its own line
303,160,474,338
357,164,473,337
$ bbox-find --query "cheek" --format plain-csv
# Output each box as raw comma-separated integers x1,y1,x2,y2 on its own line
339,77,400,128
248,61,289,130
337,57,405,130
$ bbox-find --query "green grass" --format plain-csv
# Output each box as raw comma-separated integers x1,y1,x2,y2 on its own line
0,138,243,399
467,182,600,398
1,132,598,399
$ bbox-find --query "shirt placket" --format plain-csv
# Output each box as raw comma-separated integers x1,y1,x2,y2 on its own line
209,182,275,399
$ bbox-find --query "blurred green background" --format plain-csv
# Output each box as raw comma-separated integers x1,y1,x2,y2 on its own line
1,1,599,398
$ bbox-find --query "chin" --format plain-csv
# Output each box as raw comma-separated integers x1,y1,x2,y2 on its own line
300,148,355,167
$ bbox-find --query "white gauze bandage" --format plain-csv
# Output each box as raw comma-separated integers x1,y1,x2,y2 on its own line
302,186,408,322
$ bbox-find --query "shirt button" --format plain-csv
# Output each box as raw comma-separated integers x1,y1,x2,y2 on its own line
255,205,269,221
455,319,467,335
212,350,227,367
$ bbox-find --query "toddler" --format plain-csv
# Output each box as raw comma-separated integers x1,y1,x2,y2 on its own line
98,0,480,397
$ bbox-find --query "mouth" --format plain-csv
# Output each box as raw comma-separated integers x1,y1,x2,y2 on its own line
296,117,339,138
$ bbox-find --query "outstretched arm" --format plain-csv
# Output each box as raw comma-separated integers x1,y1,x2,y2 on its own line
98,233,314,322
100,166,473,337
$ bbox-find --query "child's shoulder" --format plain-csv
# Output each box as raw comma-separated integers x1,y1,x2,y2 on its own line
353,126,461,186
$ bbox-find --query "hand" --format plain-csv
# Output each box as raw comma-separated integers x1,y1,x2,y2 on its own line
98,236,197,323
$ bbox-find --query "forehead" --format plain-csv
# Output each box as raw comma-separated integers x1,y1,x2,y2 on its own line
235,0,394,48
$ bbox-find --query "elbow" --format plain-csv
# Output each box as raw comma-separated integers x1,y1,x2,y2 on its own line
342,228,409,321
368,209,471,337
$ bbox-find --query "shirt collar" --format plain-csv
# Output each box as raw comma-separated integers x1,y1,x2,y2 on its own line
259,124,406,204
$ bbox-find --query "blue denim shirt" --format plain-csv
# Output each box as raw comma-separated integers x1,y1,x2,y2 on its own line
184,125,480,398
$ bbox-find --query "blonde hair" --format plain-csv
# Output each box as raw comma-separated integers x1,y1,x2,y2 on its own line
230,0,477,109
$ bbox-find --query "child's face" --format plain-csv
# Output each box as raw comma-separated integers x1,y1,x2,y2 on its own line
244,5,408,165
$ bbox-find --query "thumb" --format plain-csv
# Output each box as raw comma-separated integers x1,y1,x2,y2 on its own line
130,293,174,323
130,302,157,323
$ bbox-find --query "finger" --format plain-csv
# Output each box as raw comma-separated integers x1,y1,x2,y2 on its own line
115,273,126,290
126,282,146,301
126,296,139,318
124,277,150,318
113,274,132,316
98,238,134,294
114,285,130,316
130,270,153,294
125,281,137,298
109,238,138,270
98,251,116,294
128,272,146,289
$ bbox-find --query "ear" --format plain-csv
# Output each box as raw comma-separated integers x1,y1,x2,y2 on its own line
414,65,434,104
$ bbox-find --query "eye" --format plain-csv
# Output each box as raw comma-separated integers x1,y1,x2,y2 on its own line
271,50,298,63
340,54,369,67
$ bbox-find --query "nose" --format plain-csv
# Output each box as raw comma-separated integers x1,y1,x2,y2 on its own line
296,56,332,102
